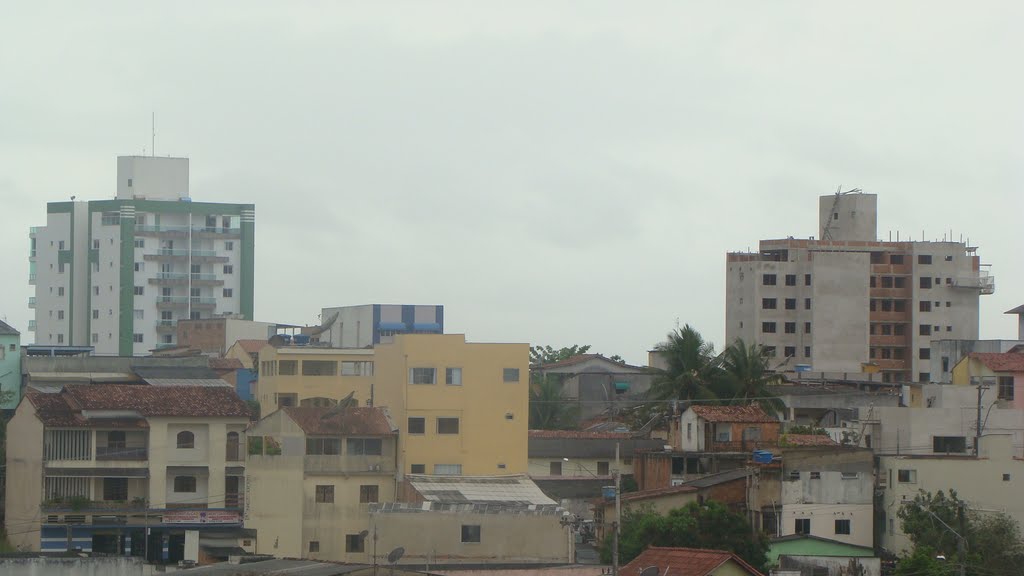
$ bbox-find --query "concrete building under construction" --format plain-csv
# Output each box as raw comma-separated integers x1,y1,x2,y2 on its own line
726,192,994,384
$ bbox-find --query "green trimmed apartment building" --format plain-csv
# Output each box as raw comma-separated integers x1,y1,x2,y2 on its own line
29,156,254,355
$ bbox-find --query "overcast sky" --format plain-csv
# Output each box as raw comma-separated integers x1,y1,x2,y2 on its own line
2,2,1021,365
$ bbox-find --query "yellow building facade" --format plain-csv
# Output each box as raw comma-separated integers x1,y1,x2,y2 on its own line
256,346,375,417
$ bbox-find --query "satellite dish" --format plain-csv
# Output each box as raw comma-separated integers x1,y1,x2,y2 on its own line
359,530,369,539
387,547,405,564
640,567,659,576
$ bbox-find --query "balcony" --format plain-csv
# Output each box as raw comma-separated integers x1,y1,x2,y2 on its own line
302,455,396,475
143,249,228,264
28,320,36,331
148,272,224,287
868,335,909,347
30,226,41,237
193,226,241,238
28,296,36,309
952,272,995,295
224,494,244,509
42,498,149,514
29,273,37,285
96,446,148,461
135,225,241,239
156,296,189,309
156,320,177,333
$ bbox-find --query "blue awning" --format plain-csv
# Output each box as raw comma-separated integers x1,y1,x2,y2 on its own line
412,322,442,332
378,322,408,331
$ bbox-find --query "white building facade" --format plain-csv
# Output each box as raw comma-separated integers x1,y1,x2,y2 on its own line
726,193,993,383
30,156,255,355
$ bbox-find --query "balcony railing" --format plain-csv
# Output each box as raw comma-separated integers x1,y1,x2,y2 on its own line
136,225,241,236
96,446,148,461
953,272,995,294
225,494,244,509
302,455,395,475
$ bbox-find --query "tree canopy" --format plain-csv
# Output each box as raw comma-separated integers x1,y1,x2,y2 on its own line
530,344,591,365
602,501,769,571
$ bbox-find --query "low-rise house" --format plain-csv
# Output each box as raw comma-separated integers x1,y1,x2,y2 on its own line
225,339,266,371
620,546,764,576
877,434,1024,555
245,406,398,562
0,319,21,409
530,354,652,421
5,384,251,561
951,351,1024,406
751,445,873,548
676,405,781,453
768,534,879,576
372,474,572,564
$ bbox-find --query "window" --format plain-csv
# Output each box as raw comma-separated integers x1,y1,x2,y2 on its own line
784,322,796,334
784,298,796,310
835,519,851,535
503,368,520,382
437,417,460,434
58,287,65,296
58,240,65,250
309,541,320,553
174,476,197,493
92,333,99,344
764,346,776,357
410,464,426,474
410,367,436,384
223,288,233,298
103,478,128,501
897,469,917,483
408,417,426,434
597,461,610,475
225,241,234,251
804,298,811,310
920,277,932,289
223,265,233,274
315,485,334,503
134,239,144,248
302,360,337,376
433,464,462,475
762,274,777,286
785,274,796,286
342,361,373,376
810,471,821,479
550,463,562,478
1003,474,1011,482
446,367,463,385
920,301,931,312
190,287,201,298
933,436,967,454
345,534,365,553
57,334,64,344
134,262,144,272
762,322,776,333
359,485,379,503
133,333,144,343
347,438,383,456
278,360,298,375
804,322,811,334
176,431,195,449
762,298,777,310
461,525,482,543
795,518,811,534
881,276,894,288
134,286,144,296
306,437,340,455
57,310,65,320
804,274,811,286
94,286,99,295
840,472,859,480
999,376,1014,401
917,254,932,265
804,346,811,358
133,309,144,320
784,346,796,358
919,348,930,360
687,422,692,440
890,254,904,264
919,325,931,336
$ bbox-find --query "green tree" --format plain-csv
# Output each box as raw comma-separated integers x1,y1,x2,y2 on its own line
529,374,579,430
893,547,944,576
530,344,591,365
602,501,768,571
719,339,784,415
897,489,1024,576
649,325,722,403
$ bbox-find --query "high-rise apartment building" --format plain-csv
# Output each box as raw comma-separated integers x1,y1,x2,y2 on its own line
29,156,255,355
726,193,993,383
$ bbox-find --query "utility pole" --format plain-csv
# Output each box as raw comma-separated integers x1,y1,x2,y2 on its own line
975,383,988,456
957,501,967,576
613,442,621,576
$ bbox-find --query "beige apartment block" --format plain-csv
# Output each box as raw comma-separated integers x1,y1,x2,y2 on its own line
878,434,1024,555
726,192,992,384
5,385,250,561
256,346,376,417
245,406,398,562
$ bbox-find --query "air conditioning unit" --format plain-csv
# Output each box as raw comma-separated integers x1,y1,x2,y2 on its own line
369,464,382,472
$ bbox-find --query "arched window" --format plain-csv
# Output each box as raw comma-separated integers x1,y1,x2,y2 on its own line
226,431,240,461
173,476,196,493
176,431,195,449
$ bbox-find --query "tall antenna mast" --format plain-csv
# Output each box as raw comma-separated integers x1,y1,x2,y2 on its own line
151,112,155,156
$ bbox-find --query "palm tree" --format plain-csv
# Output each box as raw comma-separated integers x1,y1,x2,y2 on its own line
529,374,579,430
719,339,785,416
649,325,722,403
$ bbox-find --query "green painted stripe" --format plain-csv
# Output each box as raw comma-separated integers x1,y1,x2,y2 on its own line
86,212,93,345
68,211,74,343
47,202,73,214
88,199,254,215
118,214,136,355
240,219,255,320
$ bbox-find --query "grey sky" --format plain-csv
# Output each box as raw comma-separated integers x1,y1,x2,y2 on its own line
2,2,1021,365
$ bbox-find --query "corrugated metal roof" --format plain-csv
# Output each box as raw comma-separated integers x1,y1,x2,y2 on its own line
406,474,556,506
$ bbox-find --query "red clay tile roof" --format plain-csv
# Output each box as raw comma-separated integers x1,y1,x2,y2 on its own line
970,352,1024,373
782,434,838,447
690,404,777,423
234,339,267,354
61,384,249,417
283,406,395,436
209,357,244,371
529,430,634,439
621,546,764,576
